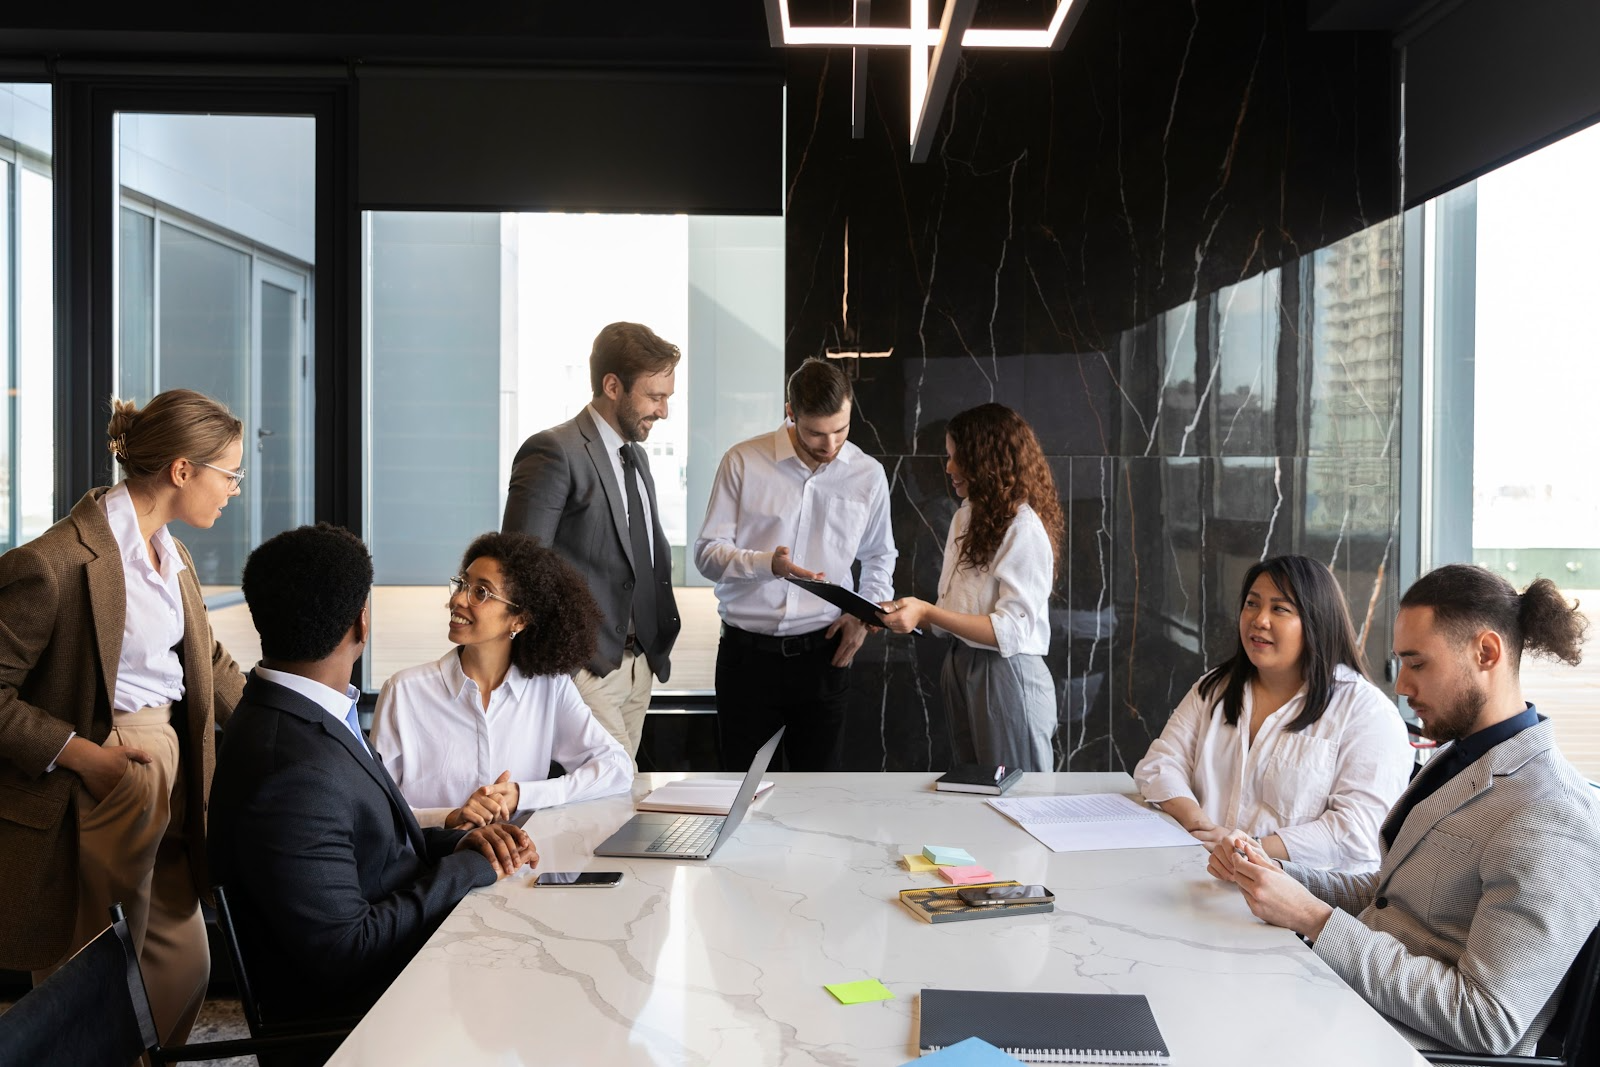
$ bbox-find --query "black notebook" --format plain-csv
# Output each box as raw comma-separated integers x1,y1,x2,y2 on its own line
919,989,1171,1064
935,764,1025,795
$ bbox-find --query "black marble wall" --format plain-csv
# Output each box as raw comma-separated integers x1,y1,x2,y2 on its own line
783,0,1404,771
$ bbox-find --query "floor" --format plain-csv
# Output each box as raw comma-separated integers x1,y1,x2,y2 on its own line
0,996,256,1065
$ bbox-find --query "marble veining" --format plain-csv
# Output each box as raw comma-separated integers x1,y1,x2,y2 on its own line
327,774,1426,1067
782,0,1401,776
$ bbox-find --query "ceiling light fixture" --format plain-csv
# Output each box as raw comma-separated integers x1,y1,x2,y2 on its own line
765,0,1086,161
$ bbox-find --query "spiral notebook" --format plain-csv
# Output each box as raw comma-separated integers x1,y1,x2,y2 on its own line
918,989,1171,1064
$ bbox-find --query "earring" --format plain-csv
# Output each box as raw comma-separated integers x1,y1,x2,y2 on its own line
511,629,521,640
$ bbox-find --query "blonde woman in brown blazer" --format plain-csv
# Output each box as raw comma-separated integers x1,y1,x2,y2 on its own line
0,389,247,1045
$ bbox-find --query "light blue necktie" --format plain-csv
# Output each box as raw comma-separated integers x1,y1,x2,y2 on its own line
343,703,372,756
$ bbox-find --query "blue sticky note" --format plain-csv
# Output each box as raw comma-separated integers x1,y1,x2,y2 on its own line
922,845,976,866
901,1036,1025,1066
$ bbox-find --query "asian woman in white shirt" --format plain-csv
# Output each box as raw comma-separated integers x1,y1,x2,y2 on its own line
878,404,1065,771
1134,555,1411,871
372,532,631,828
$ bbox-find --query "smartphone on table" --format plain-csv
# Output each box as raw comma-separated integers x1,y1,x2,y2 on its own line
534,871,625,887
955,884,1054,906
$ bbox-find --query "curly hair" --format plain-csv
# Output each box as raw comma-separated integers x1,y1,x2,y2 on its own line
243,523,373,663
460,532,601,677
946,404,1064,574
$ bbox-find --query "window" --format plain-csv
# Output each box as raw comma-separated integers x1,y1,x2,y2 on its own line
0,83,54,550
1411,119,1600,777
359,211,784,693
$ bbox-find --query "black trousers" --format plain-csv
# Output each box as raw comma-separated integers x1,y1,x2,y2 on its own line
715,626,851,772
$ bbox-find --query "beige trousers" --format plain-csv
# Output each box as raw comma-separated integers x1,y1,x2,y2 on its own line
34,705,209,1047
573,649,654,764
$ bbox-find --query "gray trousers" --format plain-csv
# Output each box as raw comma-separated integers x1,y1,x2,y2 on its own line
940,641,1057,772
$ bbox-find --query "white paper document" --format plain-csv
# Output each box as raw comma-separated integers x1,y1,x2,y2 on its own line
636,778,775,815
988,793,1200,853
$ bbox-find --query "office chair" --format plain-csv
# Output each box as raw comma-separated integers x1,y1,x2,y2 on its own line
1423,924,1600,1066
0,903,348,1066
213,883,361,1046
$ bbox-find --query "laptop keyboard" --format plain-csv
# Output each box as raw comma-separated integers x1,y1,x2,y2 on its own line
644,815,722,854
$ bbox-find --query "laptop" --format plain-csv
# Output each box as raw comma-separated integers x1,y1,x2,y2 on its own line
594,727,784,860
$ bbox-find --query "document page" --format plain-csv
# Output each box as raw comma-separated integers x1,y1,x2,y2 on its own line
988,793,1199,853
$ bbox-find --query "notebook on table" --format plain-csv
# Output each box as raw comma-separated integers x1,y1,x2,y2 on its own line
918,989,1171,1064
593,727,783,860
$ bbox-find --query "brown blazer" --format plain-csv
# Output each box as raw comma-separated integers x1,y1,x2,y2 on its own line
0,488,245,969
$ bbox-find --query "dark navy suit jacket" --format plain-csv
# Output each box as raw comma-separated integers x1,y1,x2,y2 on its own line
207,672,494,1024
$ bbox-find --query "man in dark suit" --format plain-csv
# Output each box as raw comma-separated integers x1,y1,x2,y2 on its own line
208,523,536,1042
502,322,682,762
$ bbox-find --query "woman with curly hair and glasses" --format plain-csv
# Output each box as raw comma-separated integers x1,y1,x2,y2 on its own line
879,404,1065,771
372,531,632,828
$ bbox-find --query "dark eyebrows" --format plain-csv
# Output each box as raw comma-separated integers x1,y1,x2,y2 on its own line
1394,649,1421,659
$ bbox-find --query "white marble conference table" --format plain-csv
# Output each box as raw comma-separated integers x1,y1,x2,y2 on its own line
325,772,1427,1067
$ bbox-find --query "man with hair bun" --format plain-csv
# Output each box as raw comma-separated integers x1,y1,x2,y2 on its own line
693,357,897,772
1212,563,1600,1059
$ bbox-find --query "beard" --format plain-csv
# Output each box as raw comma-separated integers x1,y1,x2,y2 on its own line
1424,669,1490,744
615,395,656,442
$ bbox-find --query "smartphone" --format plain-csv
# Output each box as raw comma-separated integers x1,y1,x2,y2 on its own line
534,871,624,887
955,884,1054,907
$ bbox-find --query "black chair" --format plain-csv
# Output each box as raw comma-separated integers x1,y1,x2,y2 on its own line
212,883,361,1053
1423,924,1600,1066
0,903,348,1066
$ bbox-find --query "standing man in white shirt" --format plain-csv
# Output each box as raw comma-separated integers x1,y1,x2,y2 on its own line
694,358,897,771
502,323,683,763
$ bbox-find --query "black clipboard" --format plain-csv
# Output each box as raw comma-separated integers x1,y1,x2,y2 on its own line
784,577,922,635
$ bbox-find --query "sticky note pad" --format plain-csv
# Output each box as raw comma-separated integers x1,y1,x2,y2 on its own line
901,1036,1026,1066
922,845,975,866
938,864,995,885
824,978,895,1005
902,853,939,872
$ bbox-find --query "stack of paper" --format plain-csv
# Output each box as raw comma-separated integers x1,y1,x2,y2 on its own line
987,793,1198,853
636,778,774,815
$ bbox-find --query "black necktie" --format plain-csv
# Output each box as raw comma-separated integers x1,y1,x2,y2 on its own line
620,444,660,657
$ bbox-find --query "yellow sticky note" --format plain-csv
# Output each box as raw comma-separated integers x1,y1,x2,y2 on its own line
902,853,939,872
825,978,895,1005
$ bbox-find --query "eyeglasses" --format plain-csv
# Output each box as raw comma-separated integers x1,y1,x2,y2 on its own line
190,459,247,490
447,575,521,610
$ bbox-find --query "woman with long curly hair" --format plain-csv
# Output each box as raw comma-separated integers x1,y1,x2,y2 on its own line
879,404,1065,771
372,531,631,827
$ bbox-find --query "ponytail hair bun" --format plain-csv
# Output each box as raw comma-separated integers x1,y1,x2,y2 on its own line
1518,577,1586,666
105,389,242,483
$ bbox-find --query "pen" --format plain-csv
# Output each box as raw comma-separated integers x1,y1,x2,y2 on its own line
994,765,1005,782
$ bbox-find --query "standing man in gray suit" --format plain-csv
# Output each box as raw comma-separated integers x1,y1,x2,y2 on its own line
502,322,682,761
1213,564,1600,1059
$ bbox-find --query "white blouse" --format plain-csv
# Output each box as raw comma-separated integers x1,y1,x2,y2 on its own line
1133,664,1411,870
103,482,187,712
371,650,632,827
934,502,1052,657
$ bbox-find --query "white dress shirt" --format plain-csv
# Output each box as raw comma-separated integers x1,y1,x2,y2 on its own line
253,664,365,747
934,502,1052,657
585,403,653,564
103,482,186,713
693,425,896,636
371,649,633,826
1134,663,1411,870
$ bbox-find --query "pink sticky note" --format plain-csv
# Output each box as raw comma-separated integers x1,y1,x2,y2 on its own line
938,865,994,885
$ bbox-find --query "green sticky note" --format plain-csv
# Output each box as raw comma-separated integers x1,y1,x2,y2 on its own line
825,978,896,1005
